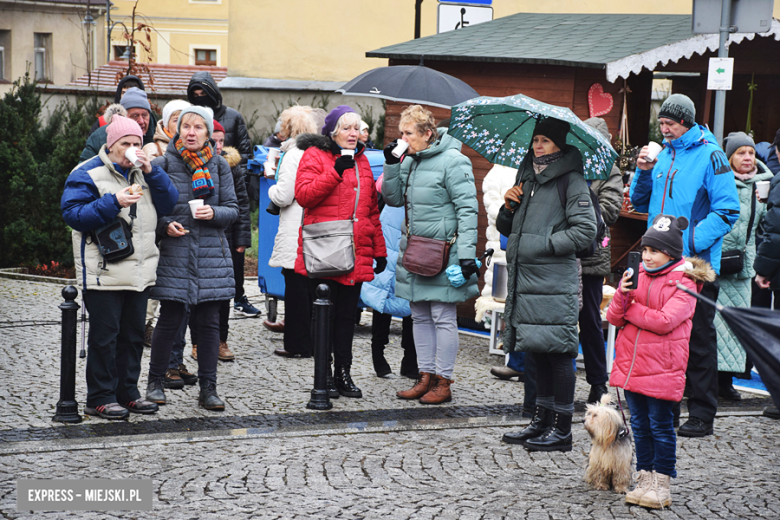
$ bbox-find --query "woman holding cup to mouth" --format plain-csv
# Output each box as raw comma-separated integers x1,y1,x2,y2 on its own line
61,115,178,419
146,105,238,411
381,105,479,405
294,105,387,398
713,132,774,399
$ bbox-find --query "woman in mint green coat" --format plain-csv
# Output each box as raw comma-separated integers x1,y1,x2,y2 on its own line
715,133,773,399
382,105,479,405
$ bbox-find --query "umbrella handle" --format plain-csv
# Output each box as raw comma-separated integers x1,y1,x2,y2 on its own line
478,248,494,267
675,283,723,312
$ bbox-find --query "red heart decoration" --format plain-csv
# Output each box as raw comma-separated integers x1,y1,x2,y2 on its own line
588,83,614,117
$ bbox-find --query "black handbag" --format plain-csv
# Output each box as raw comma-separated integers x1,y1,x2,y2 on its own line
720,193,756,276
90,203,136,268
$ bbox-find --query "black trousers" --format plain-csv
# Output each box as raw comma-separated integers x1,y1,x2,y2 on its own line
371,311,417,373
190,301,230,345
686,279,720,423
523,352,537,412
151,300,221,384
233,249,245,301
84,288,149,407
307,278,362,367
579,274,608,386
535,352,576,408
283,268,313,356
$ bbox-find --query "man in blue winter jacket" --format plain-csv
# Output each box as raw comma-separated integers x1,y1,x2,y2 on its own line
631,94,740,438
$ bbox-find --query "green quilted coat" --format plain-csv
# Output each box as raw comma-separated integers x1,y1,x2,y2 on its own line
496,148,597,356
382,130,479,303
715,162,773,372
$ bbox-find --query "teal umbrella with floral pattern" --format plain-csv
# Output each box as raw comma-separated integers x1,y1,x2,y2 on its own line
448,93,618,180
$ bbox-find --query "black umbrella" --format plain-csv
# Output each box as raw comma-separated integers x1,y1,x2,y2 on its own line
677,283,780,406
336,65,479,109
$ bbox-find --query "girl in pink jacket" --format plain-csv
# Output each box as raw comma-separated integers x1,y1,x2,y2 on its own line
607,214,714,510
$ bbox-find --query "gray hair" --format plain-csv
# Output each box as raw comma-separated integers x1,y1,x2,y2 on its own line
329,111,362,139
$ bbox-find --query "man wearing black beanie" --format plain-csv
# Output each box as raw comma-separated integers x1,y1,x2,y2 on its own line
630,93,741,438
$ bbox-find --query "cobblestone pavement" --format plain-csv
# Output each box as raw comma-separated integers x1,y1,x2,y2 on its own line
1,278,778,518
1,416,779,519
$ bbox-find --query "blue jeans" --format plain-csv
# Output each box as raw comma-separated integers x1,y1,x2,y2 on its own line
507,351,525,372
624,389,677,478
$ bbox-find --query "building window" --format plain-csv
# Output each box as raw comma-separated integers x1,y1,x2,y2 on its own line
34,33,52,82
0,30,9,81
113,45,132,61
194,49,216,66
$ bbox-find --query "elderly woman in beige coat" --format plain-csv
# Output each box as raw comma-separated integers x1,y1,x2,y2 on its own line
266,106,319,357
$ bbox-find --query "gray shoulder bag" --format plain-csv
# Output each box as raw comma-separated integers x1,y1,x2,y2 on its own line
301,163,360,278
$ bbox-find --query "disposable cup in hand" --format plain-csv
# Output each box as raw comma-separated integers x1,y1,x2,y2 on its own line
341,149,355,157
757,180,771,199
125,146,142,167
189,199,204,218
644,141,663,163
392,140,409,158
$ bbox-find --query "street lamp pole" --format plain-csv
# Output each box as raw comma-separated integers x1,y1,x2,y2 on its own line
712,0,732,144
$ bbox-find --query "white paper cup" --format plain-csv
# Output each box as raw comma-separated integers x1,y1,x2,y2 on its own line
125,146,142,167
392,140,409,158
188,199,204,218
645,141,664,162
341,149,355,157
757,180,771,199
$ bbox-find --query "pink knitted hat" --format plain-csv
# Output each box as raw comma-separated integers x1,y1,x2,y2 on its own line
106,115,144,150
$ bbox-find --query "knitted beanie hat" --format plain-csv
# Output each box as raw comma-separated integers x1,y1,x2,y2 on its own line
321,105,355,136
533,117,570,151
658,94,696,129
213,120,225,134
106,115,144,150
723,131,755,160
177,105,214,137
641,214,689,260
120,87,151,113
162,99,191,130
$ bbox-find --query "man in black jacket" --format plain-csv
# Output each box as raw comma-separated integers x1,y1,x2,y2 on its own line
754,174,780,419
187,72,253,163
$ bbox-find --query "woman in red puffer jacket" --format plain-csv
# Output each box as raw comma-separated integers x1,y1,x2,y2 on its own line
294,105,386,399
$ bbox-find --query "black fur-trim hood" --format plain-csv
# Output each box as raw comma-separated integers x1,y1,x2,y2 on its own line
295,133,366,155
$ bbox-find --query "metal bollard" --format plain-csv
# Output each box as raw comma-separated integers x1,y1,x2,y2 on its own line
307,284,333,410
53,286,82,423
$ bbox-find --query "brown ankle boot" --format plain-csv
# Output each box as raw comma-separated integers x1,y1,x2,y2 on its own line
191,344,198,360
419,374,453,404
397,372,433,399
218,341,235,361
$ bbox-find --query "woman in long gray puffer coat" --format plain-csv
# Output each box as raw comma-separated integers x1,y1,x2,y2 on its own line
495,117,596,453
715,133,772,399
146,106,238,412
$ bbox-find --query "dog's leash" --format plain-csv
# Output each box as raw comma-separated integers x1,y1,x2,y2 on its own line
615,388,631,439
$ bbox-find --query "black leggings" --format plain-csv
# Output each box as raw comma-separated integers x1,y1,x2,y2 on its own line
535,352,576,415
150,300,221,384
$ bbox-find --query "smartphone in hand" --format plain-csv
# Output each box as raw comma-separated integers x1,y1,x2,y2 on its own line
626,251,641,290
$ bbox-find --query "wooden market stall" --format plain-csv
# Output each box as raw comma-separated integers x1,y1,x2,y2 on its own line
366,12,780,320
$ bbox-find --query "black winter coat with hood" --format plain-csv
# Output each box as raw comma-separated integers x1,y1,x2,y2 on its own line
187,72,253,163
754,173,780,288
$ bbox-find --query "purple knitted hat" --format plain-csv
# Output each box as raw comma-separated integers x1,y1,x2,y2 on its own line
321,105,356,136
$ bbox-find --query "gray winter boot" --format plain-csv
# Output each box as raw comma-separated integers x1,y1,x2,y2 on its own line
639,471,672,509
